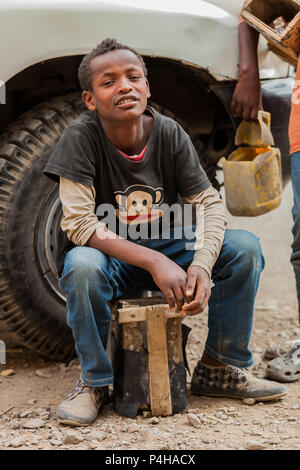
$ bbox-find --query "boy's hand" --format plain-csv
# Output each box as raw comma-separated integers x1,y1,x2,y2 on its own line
231,72,261,121
148,255,188,312
182,266,211,316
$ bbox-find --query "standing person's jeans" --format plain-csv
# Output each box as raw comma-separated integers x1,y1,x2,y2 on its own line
59,228,264,387
290,151,300,321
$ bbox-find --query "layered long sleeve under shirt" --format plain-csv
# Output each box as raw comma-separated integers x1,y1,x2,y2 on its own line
44,106,227,278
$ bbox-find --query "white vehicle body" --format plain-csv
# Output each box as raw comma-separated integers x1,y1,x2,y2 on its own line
0,0,292,85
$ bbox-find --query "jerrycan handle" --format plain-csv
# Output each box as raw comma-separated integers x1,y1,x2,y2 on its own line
234,110,274,147
218,157,226,168
259,110,271,129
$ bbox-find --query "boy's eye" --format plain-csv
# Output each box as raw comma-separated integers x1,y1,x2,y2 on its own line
102,80,114,86
129,75,141,80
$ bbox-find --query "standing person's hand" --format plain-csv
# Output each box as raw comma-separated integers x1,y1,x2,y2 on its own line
231,72,262,121
182,265,211,316
231,20,261,121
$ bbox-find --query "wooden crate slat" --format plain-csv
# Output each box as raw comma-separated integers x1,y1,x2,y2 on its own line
282,12,300,53
241,0,300,60
166,317,183,364
241,10,282,43
267,40,298,66
118,303,186,324
146,308,172,416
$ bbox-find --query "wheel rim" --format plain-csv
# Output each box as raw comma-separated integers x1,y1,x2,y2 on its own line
35,185,66,302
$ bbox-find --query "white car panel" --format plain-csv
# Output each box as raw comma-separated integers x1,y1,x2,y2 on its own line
0,0,291,84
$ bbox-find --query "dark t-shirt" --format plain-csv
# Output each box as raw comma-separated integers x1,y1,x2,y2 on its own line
44,106,210,238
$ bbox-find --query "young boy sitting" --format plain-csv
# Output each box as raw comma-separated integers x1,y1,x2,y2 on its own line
44,38,287,426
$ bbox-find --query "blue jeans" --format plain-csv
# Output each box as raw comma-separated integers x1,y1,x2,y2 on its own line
290,151,300,320
59,228,264,387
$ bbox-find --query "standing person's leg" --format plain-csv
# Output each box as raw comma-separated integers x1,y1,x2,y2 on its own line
266,151,300,382
147,226,287,400
56,245,150,425
291,151,300,319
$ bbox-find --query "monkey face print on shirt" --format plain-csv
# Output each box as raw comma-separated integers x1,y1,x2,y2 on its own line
114,184,164,225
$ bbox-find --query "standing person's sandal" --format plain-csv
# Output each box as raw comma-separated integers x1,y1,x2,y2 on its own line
57,377,109,426
191,362,288,401
266,341,300,382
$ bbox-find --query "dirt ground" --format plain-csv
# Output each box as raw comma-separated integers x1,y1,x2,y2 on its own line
0,182,299,451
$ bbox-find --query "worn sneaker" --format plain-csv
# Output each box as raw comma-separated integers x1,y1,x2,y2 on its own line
57,377,109,426
191,362,288,401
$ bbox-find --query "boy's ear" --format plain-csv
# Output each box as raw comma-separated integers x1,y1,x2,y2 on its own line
146,79,151,99
82,90,97,111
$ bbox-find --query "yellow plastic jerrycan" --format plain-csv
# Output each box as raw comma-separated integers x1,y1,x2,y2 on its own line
219,111,282,217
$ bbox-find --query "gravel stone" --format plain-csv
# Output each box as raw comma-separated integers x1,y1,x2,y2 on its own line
27,399,37,405
148,417,160,425
88,440,101,449
50,439,62,446
243,398,256,406
19,410,34,418
246,441,266,450
10,437,26,448
85,430,107,442
187,413,201,427
22,418,45,429
63,430,84,445
27,436,42,445
35,369,51,378
127,423,140,433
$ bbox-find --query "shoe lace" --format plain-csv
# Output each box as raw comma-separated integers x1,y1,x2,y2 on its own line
66,377,89,399
227,366,248,381
72,377,106,396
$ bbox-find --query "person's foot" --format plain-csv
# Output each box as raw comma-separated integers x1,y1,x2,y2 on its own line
57,377,109,426
191,361,288,401
265,341,300,382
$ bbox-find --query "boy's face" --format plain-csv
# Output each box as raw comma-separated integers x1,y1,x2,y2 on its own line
82,49,151,123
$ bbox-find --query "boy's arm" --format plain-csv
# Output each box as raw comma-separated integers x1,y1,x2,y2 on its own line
59,177,189,311
182,186,227,315
59,177,105,245
231,9,261,120
187,186,227,276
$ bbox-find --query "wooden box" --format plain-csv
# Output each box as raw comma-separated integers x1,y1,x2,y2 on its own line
109,298,190,418
241,0,300,66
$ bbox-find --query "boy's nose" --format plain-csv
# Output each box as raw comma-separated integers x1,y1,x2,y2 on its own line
118,77,133,93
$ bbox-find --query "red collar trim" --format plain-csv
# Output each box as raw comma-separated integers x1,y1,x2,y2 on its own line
118,144,147,161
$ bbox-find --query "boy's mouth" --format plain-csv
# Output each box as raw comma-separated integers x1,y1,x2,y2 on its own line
115,95,139,108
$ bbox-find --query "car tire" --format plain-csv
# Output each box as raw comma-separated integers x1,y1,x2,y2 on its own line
0,92,85,361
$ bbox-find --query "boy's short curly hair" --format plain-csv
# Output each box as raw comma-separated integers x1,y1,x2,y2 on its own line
78,38,148,91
